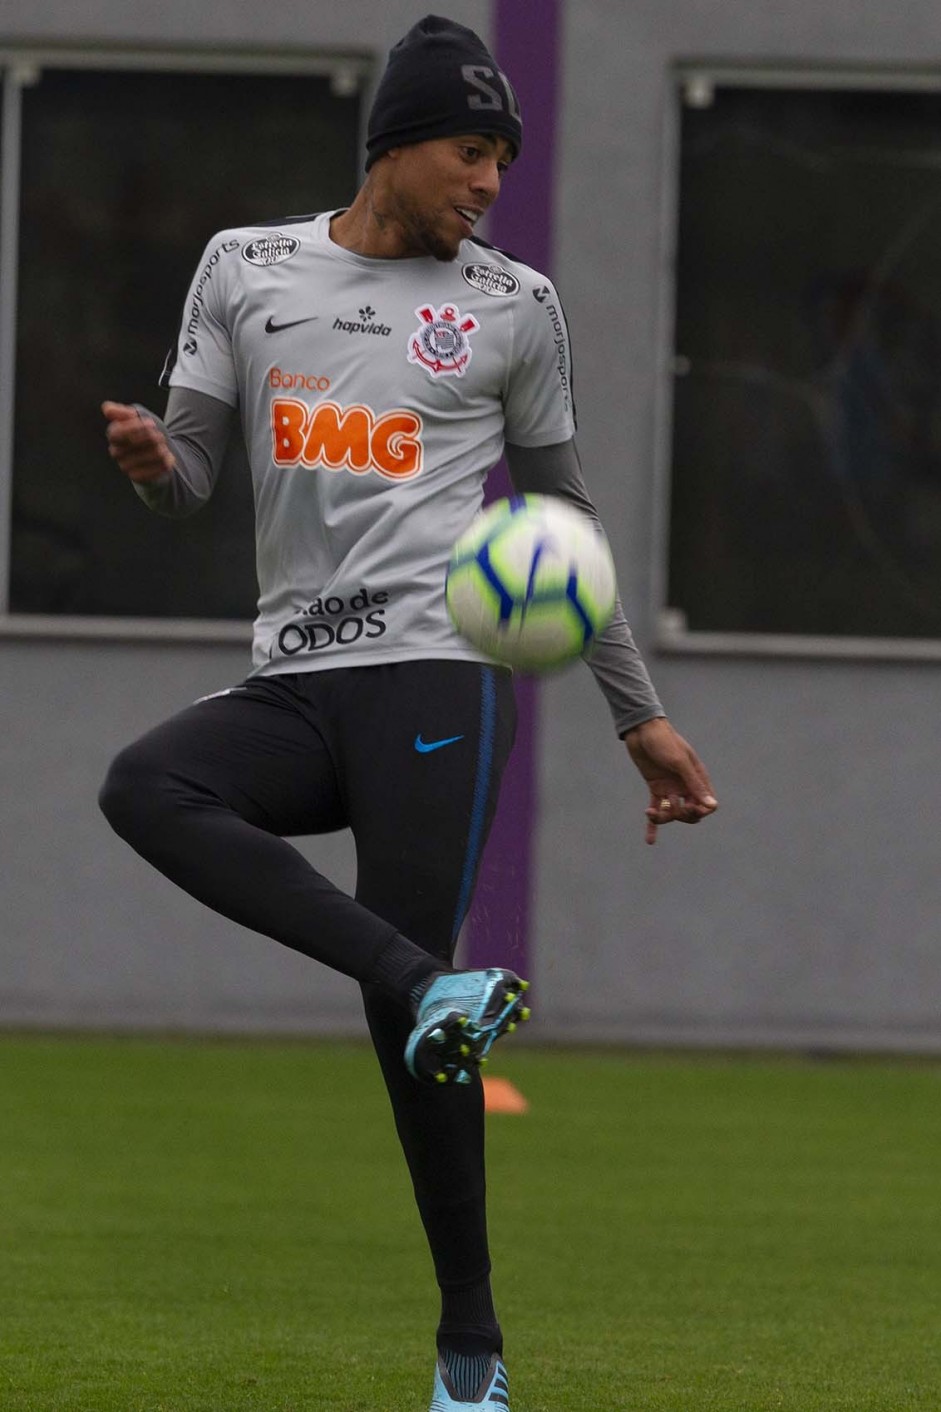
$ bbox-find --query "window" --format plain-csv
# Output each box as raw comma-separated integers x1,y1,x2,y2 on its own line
663,75,941,654
0,52,364,633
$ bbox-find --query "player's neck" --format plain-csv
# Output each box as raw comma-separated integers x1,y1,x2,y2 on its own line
329,188,416,260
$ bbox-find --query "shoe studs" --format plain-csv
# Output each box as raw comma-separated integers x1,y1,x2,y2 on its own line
409,971,532,1086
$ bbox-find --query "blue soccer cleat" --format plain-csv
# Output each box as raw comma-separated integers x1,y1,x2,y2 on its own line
429,1352,510,1410
405,968,531,1085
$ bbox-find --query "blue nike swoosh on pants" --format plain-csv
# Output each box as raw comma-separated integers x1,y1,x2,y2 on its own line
414,734,465,753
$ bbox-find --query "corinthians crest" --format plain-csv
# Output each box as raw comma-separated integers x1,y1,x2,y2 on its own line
408,303,480,379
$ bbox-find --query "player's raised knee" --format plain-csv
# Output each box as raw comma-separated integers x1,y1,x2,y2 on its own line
98,741,165,839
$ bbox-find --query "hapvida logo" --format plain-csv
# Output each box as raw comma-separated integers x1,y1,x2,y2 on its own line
333,305,392,337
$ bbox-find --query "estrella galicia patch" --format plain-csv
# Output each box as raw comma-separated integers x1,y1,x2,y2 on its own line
461,262,521,297
242,234,300,267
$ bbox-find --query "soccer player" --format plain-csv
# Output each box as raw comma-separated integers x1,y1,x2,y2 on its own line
99,15,717,1410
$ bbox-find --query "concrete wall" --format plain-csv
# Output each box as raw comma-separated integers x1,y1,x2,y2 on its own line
2,0,940,1049
542,0,941,1049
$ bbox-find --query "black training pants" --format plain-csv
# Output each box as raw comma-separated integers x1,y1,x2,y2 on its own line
99,660,517,1291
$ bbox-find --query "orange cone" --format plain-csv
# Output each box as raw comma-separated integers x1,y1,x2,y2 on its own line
482,1076,529,1114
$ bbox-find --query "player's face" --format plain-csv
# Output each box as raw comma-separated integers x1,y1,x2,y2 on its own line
383,135,513,261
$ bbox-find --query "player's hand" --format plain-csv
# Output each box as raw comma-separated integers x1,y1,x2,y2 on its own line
624,716,717,845
102,401,176,483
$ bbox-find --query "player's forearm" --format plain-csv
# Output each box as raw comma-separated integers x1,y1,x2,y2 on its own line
583,611,664,734
130,387,234,517
504,437,665,733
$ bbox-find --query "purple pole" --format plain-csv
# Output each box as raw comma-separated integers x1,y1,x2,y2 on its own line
465,0,562,972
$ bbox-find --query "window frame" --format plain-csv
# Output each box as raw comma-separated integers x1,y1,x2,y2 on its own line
0,43,371,644
653,62,941,663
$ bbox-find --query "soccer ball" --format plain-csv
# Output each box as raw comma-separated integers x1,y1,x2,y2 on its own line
445,495,617,670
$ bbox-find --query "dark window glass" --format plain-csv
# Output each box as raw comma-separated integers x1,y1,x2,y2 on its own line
669,86,941,639
10,67,359,618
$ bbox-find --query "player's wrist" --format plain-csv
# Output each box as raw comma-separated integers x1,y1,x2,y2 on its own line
620,712,668,741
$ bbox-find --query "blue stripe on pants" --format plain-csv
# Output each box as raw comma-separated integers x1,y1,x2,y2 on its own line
451,667,497,944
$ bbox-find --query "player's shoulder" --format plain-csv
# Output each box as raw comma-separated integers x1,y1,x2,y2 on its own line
194,213,328,267
462,236,558,303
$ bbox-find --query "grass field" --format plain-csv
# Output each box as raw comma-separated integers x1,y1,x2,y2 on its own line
2,1036,941,1411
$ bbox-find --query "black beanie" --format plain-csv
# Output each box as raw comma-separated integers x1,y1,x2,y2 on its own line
365,14,522,171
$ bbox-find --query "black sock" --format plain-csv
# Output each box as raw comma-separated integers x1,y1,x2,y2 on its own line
365,931,444,1009
437,1274,502,1395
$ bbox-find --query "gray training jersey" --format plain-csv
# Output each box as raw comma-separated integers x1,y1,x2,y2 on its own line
162,212,575,676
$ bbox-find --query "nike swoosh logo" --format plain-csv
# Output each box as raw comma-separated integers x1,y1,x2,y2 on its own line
414,733,465,754
265,315,320,333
